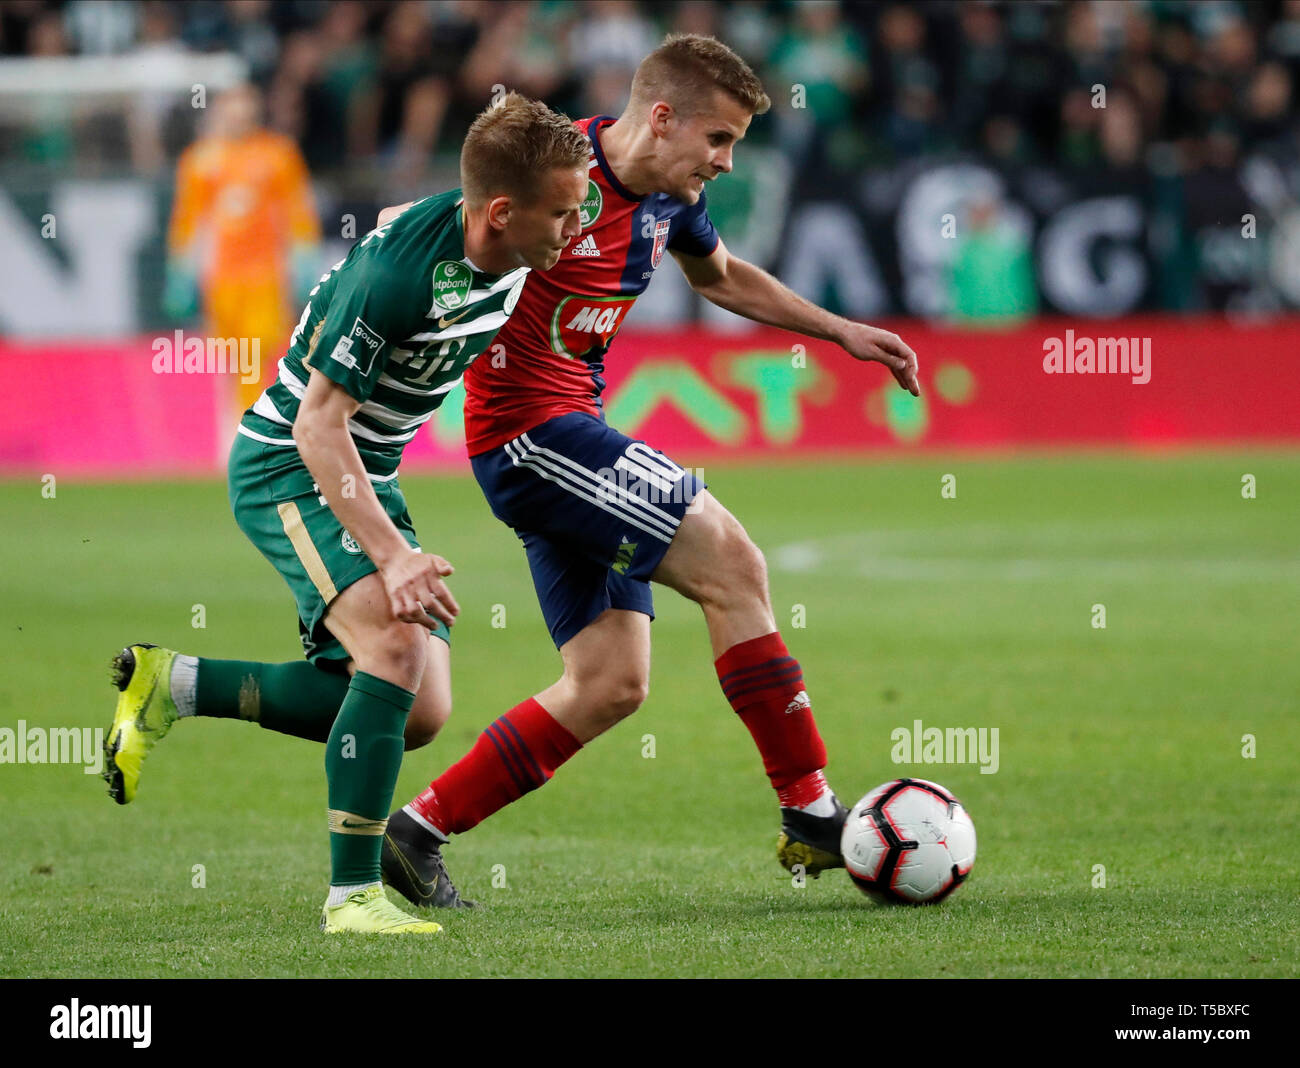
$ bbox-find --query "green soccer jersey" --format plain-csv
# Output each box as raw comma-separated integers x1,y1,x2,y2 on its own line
238,189,529,477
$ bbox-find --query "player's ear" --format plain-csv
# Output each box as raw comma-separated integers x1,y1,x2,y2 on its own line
649,101,674,138
485,194,512,233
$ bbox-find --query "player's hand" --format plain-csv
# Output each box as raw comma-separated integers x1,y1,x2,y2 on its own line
380,547,460,629
838,322,920,396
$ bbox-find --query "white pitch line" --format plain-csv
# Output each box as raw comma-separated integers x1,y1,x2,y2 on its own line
771,539,1300,583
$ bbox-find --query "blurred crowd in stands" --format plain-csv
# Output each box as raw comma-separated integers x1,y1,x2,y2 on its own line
2,0,1297,183
4,1,1298,320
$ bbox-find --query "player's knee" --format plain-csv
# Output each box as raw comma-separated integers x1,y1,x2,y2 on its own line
403,689,449,751
354,623,428,692
608,673,650,719
403,717,437,751
569,667,648,725
732,530,768,593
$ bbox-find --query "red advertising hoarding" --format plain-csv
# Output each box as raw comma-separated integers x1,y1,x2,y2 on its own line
2,317,1296,478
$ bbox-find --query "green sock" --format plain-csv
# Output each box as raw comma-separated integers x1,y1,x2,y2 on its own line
194,659,349,743
325,671,413,886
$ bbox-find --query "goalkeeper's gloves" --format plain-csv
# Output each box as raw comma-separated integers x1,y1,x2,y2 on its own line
292,244,323,303
162,258,200,322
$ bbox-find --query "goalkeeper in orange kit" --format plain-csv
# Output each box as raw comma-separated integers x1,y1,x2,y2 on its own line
165,83,322,414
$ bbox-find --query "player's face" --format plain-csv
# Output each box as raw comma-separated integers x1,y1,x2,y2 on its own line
213,85,262,139
659,91,753,204
504,166,588,270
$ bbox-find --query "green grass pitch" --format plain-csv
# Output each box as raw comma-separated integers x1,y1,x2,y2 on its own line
2,451,1297,978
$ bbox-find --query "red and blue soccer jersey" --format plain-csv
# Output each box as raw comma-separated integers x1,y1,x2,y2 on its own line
462,115,720,456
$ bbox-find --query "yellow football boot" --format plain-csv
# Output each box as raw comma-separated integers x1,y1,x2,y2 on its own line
320,885,443,934
103,643,179,805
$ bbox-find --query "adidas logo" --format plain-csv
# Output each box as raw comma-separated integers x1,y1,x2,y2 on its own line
784,690,811,716
572,234,600,257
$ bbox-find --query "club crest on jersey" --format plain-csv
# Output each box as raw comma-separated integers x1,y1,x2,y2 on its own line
650,219,672,269
550,294,636,358
578,179,603,229
432,261,472,312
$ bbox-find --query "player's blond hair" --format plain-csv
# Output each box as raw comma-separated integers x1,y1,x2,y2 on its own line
460,92,590,207
628,33,771,117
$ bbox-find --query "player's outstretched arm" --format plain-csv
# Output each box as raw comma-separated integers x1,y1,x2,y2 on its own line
294,368,459,628
672,238,919,396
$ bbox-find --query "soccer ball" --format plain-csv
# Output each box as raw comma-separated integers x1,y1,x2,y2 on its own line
841,778,976,904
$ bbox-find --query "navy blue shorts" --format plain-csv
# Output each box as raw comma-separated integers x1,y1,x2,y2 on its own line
471,412,707,649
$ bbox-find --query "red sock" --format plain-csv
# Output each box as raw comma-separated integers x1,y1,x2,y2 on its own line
408,698,581,836
715,632,828,807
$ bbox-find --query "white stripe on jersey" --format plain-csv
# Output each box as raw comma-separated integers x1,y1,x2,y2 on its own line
236,424,295,446
278,362,307,397
346,417,419,446
406,309,510,344
355,399,437,431
375,372,463,398
484,267,530,294
234,424,399,482
251,391,292,425
247,361,307,425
